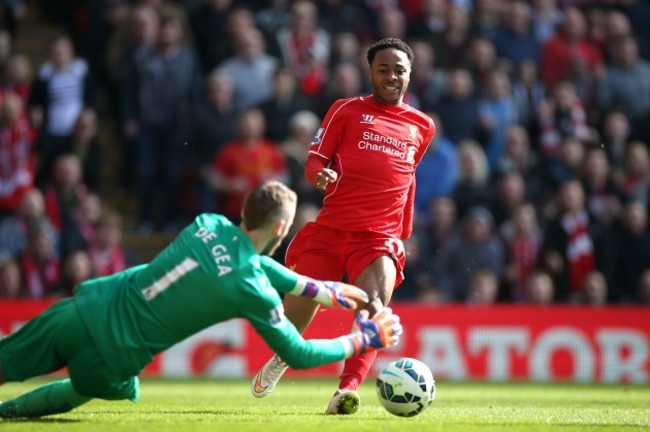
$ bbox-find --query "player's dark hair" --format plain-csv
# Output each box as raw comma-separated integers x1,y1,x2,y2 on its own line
366,37,414,65
242,180,297,230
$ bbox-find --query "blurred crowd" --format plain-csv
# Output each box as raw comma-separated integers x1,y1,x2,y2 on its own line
1,0,650,306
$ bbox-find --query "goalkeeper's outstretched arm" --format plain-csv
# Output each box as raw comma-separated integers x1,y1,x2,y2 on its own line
245,301,402,370
259,256,368,310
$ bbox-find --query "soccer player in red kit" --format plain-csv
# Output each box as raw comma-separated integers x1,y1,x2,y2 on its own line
251,37,436,414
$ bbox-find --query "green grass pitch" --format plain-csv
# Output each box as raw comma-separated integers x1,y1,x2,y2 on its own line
1,378,648,431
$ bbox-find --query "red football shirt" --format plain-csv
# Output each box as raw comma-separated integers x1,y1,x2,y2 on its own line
309,96,435,238
213,139,288,219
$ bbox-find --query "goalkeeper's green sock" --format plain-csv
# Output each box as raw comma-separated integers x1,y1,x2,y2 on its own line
0,379,91,419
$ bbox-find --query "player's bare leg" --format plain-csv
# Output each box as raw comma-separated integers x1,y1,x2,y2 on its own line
353,256,396,316
251,296,321,398
327,256,396,415
282,295,322,333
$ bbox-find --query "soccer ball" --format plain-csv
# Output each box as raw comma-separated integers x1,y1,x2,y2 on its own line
376,357,436,417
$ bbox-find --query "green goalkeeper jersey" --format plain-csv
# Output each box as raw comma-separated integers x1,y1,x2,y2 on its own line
73,213,347,378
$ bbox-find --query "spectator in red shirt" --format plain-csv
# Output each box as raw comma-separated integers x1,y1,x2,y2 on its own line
540,7,603,89
206,108,289,222
251,37,435,415
20,218,61,298
541,179,597,301
537,80,591,158
500,202,543,302
275,0,330,98
88,208,128,277
0,92,37,216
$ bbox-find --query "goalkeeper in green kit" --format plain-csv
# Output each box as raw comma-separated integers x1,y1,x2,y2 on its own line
0,180,402,419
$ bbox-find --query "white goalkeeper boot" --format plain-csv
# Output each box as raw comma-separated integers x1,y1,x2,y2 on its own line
251,354,288,398
325,389,360,415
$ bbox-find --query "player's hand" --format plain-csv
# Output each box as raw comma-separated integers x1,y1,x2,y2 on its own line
302,280,369,310
314,168,337,190
352,308,403,355
323,281,369,310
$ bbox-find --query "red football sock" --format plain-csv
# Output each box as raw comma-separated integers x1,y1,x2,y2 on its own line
339,350,378,391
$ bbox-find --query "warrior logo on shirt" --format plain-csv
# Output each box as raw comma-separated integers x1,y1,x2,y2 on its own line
311,128,324,145
360,114,375,124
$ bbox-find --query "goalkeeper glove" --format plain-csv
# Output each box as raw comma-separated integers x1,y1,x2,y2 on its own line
301,280,369,310
346,308,403,357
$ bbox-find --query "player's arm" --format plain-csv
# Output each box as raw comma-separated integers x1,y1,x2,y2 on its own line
305,98,351,190
402,117,436,239
259,256,368,310
401,177,416,239
245,301,402,369
305,154,337,191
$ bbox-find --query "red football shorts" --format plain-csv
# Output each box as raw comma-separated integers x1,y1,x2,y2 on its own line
285,222,406,288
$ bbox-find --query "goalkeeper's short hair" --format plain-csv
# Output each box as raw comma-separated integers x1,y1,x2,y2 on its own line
242,180,297,230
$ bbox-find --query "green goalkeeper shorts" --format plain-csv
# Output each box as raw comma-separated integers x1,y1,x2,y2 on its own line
0,298,139,402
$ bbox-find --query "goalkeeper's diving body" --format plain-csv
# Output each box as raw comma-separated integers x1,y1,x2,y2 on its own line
0,180,402,419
